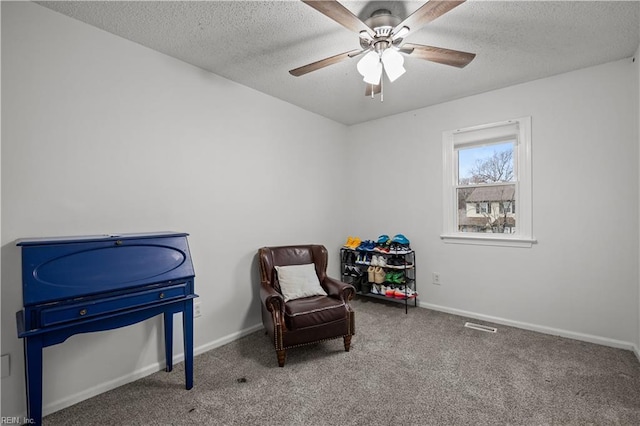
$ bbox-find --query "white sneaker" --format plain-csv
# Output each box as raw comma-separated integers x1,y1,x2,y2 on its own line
371,255,379,266
377,256,387,267
396,287,417,299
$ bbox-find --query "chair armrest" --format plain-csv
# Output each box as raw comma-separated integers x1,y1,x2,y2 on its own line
260,284,284,314
323,276,355,302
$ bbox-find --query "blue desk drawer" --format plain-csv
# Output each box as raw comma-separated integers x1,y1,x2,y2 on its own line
40,283,188,327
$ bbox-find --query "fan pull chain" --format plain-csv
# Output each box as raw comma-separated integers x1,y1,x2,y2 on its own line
380,75,384,102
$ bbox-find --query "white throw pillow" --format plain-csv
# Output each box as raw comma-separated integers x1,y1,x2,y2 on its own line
275,263,327,302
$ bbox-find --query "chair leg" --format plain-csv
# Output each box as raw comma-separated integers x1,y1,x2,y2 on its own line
276,349,286,367
344,335,352,352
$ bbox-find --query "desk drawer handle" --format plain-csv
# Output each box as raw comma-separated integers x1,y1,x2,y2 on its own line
159,293,165,299
79,309,88,316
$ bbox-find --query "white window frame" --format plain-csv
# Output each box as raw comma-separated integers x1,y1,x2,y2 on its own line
441,117,535,248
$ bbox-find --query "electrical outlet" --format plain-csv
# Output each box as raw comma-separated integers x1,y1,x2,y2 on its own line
194,301,202,318
1,354,9,378
432,272,441,285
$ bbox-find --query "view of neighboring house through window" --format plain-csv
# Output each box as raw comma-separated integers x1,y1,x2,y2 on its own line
441,117,533,247
457,140,516,233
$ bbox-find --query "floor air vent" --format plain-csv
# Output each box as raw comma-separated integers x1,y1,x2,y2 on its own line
464,322,497,333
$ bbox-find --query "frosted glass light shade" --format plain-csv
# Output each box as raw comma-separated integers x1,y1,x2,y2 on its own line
381,49,406,82
357,51,380,77
363,61,382,85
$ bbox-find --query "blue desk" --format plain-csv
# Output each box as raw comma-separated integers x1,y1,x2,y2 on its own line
15,232,197,426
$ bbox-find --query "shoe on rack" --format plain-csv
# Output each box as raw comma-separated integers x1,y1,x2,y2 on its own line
374,267,385,284
370,255,379,266
405,287,418,298
377,256,387,267
394,287,405,299
343,236,355,248
392,234,410,244
357,239,374,251
370,284,380,295
349,237,362,250
389,242,402,254
398,245,411,254
375,245,390,253
395,286,417,299
385,286,396,298
377,235,390,245
353,266,362,277
367,266,375,283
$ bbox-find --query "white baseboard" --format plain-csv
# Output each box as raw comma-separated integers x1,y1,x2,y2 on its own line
634,344,640,363
419,301,638,355
40,322,263,417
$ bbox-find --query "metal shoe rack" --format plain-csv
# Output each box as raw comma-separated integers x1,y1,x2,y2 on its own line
340,247,417,314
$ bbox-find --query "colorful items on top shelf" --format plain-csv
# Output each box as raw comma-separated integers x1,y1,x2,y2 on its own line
343,234,412,254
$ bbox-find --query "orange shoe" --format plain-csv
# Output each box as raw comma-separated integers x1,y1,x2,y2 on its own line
343,236,355,248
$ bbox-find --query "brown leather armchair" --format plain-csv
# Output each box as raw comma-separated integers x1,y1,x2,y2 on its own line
258,245,355,367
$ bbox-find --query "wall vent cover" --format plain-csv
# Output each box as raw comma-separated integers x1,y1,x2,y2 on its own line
464,322,497,333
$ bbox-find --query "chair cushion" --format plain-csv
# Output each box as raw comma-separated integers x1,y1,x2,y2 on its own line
275,263,327,301
284,296,347,330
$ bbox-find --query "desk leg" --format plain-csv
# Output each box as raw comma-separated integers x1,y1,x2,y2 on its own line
183,300,194,390
164,312,173,372
24,335,43,426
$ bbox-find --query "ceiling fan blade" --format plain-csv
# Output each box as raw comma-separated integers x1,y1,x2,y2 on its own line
365,83,381,97
402,43,476,68
393,1,466,37
289,49,362,76
302,1,374,36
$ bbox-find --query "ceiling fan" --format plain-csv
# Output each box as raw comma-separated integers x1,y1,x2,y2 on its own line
289,0,476,99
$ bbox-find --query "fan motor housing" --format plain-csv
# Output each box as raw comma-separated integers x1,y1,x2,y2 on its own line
365,9,401,37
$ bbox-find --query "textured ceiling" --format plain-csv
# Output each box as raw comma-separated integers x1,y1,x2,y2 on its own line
37,1,640,125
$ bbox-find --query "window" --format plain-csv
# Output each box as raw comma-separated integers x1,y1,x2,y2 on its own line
441,117,534,247
500,201,514,215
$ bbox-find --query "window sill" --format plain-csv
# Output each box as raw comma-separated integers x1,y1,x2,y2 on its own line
440,233,536,248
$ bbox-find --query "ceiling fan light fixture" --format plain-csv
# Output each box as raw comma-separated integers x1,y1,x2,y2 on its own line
357,50,380,77
363,61,382,85
381,48,406,82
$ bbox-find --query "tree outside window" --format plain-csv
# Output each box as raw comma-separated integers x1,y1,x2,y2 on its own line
457,141,516,234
